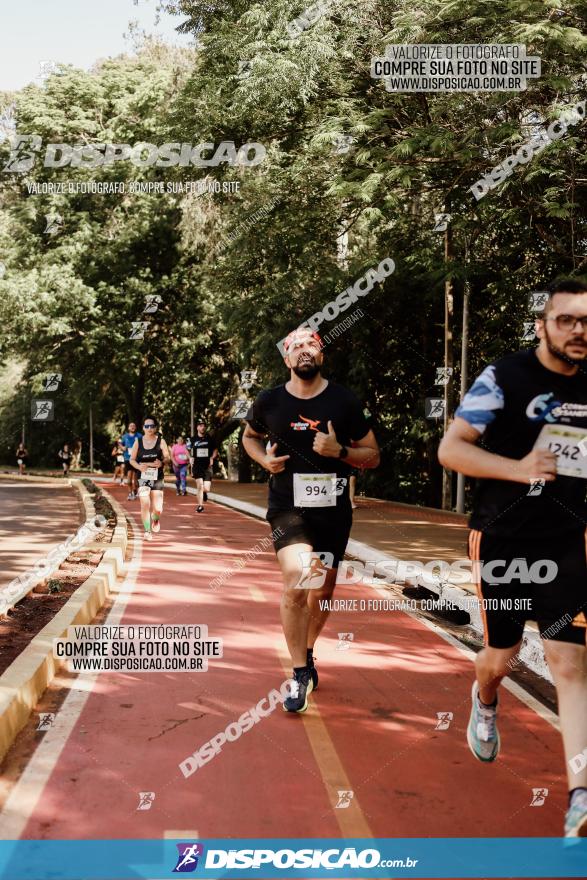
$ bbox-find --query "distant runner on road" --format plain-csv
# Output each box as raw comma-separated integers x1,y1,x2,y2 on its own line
57,444,72,477
111,437,126,484
243,327,380,713
15,442,28,476
439,277,587,838
129,416,170,541
122,421,142,500
189,420,217,513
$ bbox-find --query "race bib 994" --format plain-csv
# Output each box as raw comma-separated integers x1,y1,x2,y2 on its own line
293,473,337,507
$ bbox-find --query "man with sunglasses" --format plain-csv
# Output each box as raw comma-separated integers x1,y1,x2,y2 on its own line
243,327,380,713
439,278,587,837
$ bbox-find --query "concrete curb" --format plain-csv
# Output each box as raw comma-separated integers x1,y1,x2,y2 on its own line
0,483,130,762
208,491,551,683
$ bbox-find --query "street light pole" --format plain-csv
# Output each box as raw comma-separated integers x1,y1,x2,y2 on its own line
190,392,195,437
89,402,94,473
456,235,471,514
442,212,454,511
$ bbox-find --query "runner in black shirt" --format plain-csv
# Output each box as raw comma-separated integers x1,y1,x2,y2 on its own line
15,443,28,476
243,327,380,713
439,278,587,837
57,444,72,477
189,420,217,513
129,416,171,541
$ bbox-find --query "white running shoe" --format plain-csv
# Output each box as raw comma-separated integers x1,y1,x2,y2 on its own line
565,789,587,837
467,681,500,762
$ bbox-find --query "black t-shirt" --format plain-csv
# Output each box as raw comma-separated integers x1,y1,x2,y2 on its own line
190,435,215,472
456,350,587,537
246,382,371,514
59,450,71,463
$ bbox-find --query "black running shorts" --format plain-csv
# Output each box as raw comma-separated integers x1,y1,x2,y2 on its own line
193,467,212,482
469,529,587,648
267,508,353,569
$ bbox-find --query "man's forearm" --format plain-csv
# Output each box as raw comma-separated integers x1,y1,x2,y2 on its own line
439,437,527,483
342,446,379,469
242,435,267,466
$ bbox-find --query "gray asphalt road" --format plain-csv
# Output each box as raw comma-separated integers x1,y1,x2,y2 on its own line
0,477,82,588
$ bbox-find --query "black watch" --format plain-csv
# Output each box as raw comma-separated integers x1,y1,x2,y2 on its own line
338,445,348,459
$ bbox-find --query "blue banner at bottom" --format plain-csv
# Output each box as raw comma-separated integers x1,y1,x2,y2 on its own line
0,838,585,878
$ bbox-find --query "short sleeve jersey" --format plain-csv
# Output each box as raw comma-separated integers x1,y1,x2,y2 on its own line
455,349,587,537
189,435,216,471
122,432,142,461
171,443,190,465
246,382,371,514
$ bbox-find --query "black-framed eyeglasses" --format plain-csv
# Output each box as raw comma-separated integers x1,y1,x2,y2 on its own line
143,423,156,428
545,314,587,331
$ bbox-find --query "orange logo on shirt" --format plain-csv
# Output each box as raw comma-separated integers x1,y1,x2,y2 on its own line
289,415,321,432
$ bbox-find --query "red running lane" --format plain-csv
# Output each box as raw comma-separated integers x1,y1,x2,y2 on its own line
17,488,566,839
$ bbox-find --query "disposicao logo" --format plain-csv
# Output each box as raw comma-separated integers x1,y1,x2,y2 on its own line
3,137,266,172
173,843,204,873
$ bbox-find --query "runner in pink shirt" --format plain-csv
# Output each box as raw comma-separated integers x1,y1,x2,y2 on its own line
171,436,190,495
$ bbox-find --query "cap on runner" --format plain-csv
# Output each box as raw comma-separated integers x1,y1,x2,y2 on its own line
283,327,323,354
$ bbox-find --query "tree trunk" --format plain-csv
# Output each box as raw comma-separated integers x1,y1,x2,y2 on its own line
132,363,147,426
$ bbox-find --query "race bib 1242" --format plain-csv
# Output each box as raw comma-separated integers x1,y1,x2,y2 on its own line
533,424,587,479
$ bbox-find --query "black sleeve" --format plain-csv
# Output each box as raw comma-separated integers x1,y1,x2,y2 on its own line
245,392,268,435
347,393,371,442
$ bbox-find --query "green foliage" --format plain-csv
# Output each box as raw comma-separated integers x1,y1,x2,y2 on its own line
0,0,586,505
